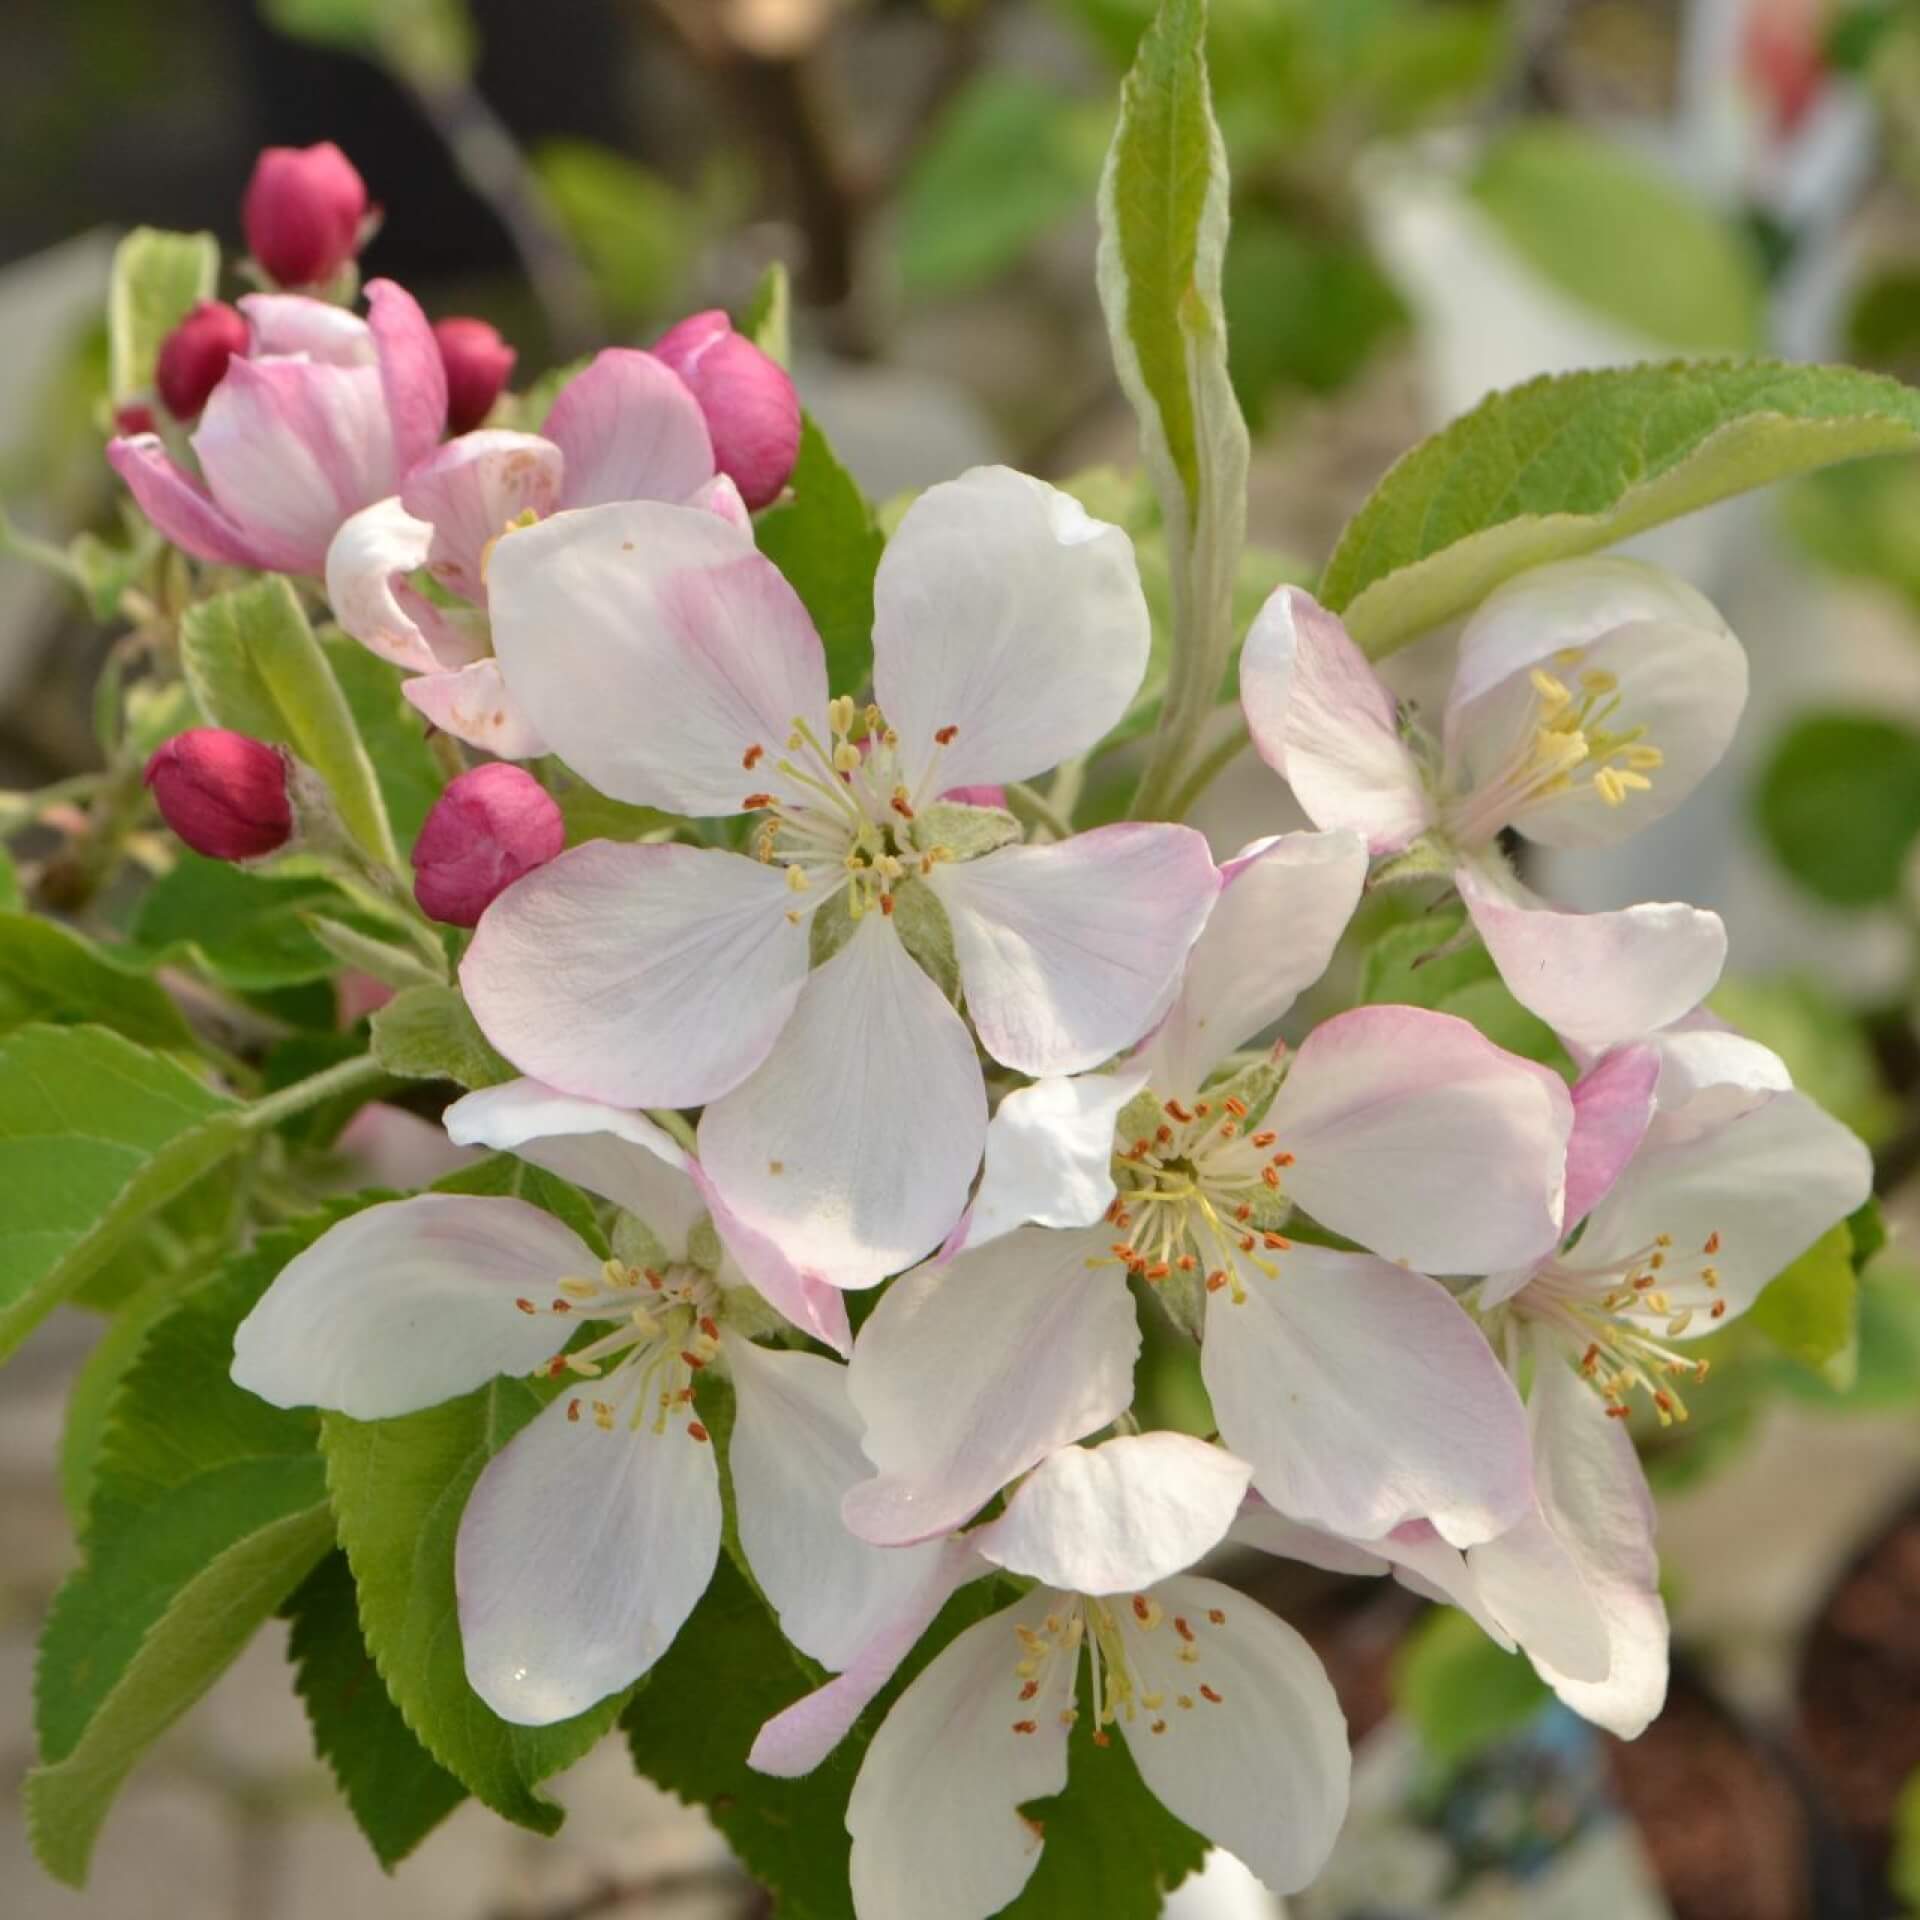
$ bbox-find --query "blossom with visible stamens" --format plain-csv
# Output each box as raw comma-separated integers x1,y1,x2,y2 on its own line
842,830,1563,1551
751,1434,1348,1920
229,1079,939,1723
461,465,1220,1288
1240,561,1749,1049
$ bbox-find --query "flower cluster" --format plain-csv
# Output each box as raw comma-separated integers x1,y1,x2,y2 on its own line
110,140,1872,1916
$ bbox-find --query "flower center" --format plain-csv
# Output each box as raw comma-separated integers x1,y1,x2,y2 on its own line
1443,649,1665,849
1103,1092,1295,1305
513,1257,721,1443
1007,1593,1232,1743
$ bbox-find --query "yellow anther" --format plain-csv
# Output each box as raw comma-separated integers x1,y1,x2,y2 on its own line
1529,667,1572,707
786,865,810,892
833,742,863,774
1626,744,1665,770
1579,668,1619,695
828,695,856,737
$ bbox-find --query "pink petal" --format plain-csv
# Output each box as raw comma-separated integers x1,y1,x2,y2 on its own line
1563,1044,1661,1228
544,348,715,510
399,430,564,603
241,292,373,364
462,840,809,1108
402,659,548,759
366,277,448,472
107,434,272,570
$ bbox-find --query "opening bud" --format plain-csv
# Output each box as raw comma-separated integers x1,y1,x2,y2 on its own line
145,729,293,862
242,141,370,289
649,309,801,510
433,317,518,434
154,300,250,421
412,763,564,927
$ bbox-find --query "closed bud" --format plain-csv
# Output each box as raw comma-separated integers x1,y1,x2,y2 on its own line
412,763,564,927
650,309,801,510
433,316,517,434
154,300,250,420
243,141,369,288
145,729,293,862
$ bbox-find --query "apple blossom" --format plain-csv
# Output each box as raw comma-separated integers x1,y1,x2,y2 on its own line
461,465,1220,1286
1241,560,1749,1049
650,308,802,508
144,728,292,861
109,281,446,576
411,763,565,927
842,830,1567,1549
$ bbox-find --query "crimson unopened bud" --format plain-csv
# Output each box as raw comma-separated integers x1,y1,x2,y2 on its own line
650,310,801,511
145,729,293,862
412,763,564,927
154,300,250,421
433,317,517,434
243,141,369,288
114,403,157,437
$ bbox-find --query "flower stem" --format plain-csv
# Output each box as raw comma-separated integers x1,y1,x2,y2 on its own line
1163,719,1250,821
240,1052,390,1134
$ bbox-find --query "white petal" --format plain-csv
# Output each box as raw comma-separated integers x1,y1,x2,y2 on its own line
693,1166,852,1355
232,1194,595,1419
401,658,549,760
726,1334,952,1671
1460,1509,1611,1683
847,1589,1075,1920
323,498,445,674
1138,829,1367,1098
242,293,374,363
455,1377,722,1724
931,826,1219,1076
398,430,564,603
462,841,809,1109
486,499,828,815
843,1226,1140,1545
1240,586,1432,855
971,1434,1251,1595
443,1079,705,1259
871,467,1151,793
1115,1575,1349,1898
1202,1245,1532,1547
1227,1500,1394,1578
960,1067,1148,1253
1458,860,1727,1052
1643,1023,1792,1148
1268,1004,1572,1273
698,916,987,1290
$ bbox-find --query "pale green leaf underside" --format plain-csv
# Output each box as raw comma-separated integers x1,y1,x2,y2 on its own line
108,227,218,404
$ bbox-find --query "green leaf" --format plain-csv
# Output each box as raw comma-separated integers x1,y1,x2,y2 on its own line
1096,0,1251,817
755,415,887,695
369,984,514,1088
303,915,448,993
179,577,399,870
1754,710,1920,908
261,0,475,83
533,139,695,327
107,227,218,405
548,770,676,848
743,260,792,369
1747,1220,1858,1386
321,1380,622,1832
1893,1765,1920,1912
0,1024,241,1362
0,913,196,1049
284,1552,468,1868
323,635,445,849
59,1280,178,1522
1786,454,1920,609
0,845,21,913
1322,362,1920,658
1470,123,1764,354
1390,1604,1549,1771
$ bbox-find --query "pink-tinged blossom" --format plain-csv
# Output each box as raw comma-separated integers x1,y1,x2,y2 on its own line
1241,562,1748,1049
752,1435,1349,1918
243,141,370,288
651,309,801,509
229,1080,935,1724
323,347,734,755
155,300,250,421
145,728,292,861
412,763,564,928
461,466,1220,1287
433,316,517,433
109,280,447,577
841,832,1561,1550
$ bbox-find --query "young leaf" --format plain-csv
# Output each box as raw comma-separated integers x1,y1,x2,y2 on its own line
323,634,446,849
1096,0,1250,818
179,577,399,870
1322,361,1920,658
107,227,219,405
1754,710,1920,908
1747,1220,1858,1387
0,1024,241,1361
284,1552,468,1868
1390,1604,1550,1771
743,260,792,368
0,912,197,1050
369,984,515,1088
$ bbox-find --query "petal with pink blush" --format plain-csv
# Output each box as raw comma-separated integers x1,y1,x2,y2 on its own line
1240,586,1432,855
843,1225,1140,1545
685,472,751,530
690,1163,851,1355
366,278,448,472
107,435,271,571
970,1434,1251,1594
462,841,809,1109
324,497,446,674
399,431,564,604
402,659,547,759
486,499,828,815
1138,829,1366,1098
872,467,1151,794
241,293,373,364
455,1374,721,1725
697,915,987,1291
1562,1044,1661,1228
230,1194,595,1419
1457,860,1727,1052
1268,1004,1572,1274
1202,1244,1533,1547
544,348,714,510
930,824,1219,1077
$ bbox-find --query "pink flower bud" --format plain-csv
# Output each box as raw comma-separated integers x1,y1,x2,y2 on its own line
145,729,293,862
412,763,564,928
650,310,801,511
243,141,369,289
114,403,157,437
433,316,517,434
154,300,250,421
